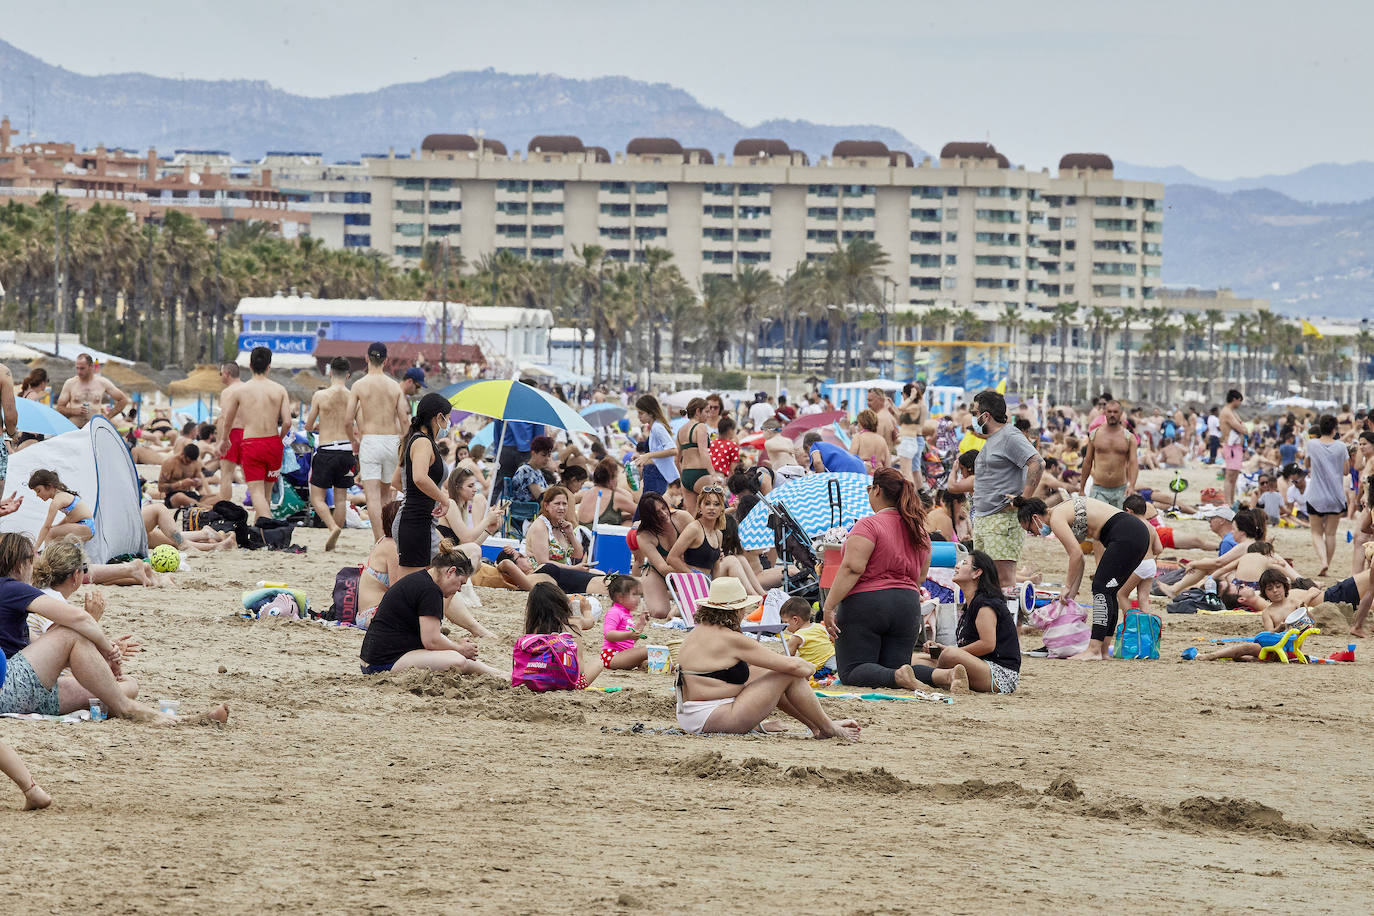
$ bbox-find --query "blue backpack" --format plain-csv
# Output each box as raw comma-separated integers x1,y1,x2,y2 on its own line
1113,610,1162,660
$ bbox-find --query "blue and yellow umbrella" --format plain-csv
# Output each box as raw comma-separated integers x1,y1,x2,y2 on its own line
441,379,597,436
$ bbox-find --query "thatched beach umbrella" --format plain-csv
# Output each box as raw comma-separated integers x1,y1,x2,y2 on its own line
102,362,164,394
168,366,226,397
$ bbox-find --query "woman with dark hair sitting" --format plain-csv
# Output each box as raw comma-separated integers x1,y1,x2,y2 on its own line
629,491,694,618
673,577,860,739
911,549,1021,693
821,467,932,689
358,539,505,678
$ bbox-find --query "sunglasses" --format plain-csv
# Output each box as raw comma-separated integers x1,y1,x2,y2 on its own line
700,485,726,495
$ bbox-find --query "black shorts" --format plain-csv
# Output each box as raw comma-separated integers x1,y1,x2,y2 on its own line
1324,578,1360,607
311,448,356,490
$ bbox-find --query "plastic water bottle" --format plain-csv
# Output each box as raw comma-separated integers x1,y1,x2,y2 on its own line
1204,576,1217,596
623,456,639,492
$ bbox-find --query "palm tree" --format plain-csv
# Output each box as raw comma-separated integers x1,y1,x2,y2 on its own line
1052,301,1079,404
825,239,890,379
998,304,1021,391
1023,318,1056,397
731,264,780,369
1116,307,1138,403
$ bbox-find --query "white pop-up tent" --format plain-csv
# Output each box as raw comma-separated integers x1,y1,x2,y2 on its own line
1,417,148,563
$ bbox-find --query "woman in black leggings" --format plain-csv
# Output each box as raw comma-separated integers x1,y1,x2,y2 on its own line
1015,494,1151,660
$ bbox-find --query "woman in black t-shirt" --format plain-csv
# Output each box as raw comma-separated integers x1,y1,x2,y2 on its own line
909,549,1022,694
359,538,506,679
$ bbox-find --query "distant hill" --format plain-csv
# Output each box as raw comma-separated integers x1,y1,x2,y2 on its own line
1161,185,1374,317
0,39,922,162
1119,160,1374,205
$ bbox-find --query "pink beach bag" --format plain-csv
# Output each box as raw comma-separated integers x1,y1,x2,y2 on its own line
512,633,582,692
1030,597,1090,658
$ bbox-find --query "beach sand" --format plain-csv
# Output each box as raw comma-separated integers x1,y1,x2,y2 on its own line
4,466,1374,914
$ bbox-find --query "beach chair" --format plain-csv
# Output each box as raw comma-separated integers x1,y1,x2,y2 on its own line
1257,627,1321,664
666,572,712,626
499,478,540,539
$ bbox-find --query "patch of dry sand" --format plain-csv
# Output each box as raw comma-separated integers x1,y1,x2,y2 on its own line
3,465,1373,913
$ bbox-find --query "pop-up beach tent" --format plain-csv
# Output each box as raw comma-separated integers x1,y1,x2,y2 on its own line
1,417,148,563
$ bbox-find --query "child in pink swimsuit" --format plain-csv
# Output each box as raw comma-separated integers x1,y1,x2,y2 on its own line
601,574,649,669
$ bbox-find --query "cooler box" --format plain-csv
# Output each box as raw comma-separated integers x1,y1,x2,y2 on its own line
592,524,633,575
820,545,843,588
480,536,520,564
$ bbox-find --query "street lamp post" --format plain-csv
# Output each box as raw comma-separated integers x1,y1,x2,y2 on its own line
52,181,62,356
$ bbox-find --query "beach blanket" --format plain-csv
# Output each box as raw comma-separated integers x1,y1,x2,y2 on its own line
815,689,954,705
1,711,93,724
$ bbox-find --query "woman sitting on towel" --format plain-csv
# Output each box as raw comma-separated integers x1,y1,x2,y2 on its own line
29,470,94,550
673,577,860,740
910,549,1021,694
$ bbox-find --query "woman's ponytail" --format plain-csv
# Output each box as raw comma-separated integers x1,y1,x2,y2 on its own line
871,467,928,551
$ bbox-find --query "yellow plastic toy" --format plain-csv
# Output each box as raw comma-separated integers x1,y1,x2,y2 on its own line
1257,627,1321,664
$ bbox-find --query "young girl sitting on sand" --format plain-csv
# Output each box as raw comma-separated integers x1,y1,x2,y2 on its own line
600,574,649,670
512,581,603,691
29,470,94,550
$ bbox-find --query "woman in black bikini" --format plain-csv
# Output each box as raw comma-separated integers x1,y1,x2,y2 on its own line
576,458,636,527
674,577,860,739
675,397,714,515
631,492,694,618
394,394,454,578
666,485,764,595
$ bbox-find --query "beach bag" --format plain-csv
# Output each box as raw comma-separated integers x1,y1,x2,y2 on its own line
328,566,362,625
1112,610,1162,659
1165,588,1224,615
256,517,296,550
512,633,581,692
178,506,214,532
1030,597,1090,658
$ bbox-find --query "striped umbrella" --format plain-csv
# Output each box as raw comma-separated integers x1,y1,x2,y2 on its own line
737,471,872,550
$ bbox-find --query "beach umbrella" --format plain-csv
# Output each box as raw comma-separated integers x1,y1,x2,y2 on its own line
446,379,596,467
13,398,78,437
580,402,627,429
168,366,226,397
665,388,710,411
737,471,872,551
782,410,847,439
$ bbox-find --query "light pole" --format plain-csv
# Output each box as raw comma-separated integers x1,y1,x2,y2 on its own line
52,180,62,356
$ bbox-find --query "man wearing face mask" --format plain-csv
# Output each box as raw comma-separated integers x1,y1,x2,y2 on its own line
969,390,1044,592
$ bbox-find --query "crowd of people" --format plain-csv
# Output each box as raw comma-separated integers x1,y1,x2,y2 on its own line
4,336,1372,808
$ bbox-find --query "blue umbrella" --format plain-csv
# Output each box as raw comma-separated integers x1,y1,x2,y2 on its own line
580,402,628,429
737,471,872,550
13,398,78,436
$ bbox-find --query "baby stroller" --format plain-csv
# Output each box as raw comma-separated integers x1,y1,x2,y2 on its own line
765,499,821,606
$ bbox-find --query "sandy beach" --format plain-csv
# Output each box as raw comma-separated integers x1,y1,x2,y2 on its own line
3,465,1373,914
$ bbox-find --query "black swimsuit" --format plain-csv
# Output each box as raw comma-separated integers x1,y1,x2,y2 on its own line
678,658,749,687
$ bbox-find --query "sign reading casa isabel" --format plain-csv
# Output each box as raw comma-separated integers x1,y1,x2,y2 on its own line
236,334,317,354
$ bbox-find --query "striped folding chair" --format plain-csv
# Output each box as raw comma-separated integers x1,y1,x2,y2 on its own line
666,572,712,626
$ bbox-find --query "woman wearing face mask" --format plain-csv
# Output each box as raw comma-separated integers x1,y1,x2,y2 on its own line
911,549,1021,693
1013,493,1151,660
394,393,456,579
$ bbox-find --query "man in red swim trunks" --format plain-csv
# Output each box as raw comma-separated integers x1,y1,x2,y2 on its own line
215,362,245,502
219,347,291,523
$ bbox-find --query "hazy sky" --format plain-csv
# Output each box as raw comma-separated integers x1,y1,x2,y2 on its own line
6,0,1370,177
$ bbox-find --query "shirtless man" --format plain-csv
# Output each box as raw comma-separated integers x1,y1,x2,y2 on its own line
55,354,129,429
346,343,410,540
1081,400,1137,508
215,363,244,502
764,429,800,473
0,365,16,493
157,443,214,509
1219,388,1247,506
866,388,898,453
218,347,290,524
306,357,359,551
896,381,928,481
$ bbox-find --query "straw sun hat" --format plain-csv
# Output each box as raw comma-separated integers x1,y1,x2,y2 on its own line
699,577,756,611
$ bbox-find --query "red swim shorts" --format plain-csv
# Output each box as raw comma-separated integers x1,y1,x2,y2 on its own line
1156,525,1175,549
224,427,244,465
239,435,283,484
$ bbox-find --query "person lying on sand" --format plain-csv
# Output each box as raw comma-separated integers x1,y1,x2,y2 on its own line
0,533,228,725
143,504,235,554
357,538,505,679
674,577,859,740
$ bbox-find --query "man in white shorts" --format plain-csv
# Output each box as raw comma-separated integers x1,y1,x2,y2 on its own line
346,343,411,540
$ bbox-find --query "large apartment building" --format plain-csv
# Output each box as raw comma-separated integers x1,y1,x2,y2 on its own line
357,135,1163,311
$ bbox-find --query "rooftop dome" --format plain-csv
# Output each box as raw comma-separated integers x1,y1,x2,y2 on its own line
1058,153,1114,172
585,146,611,163
484,139,508,156
888,150,914,167
683,147,715,164
832,140,890,158
940,141,1009,167
528,135,585,153
790,149,811,166
421,134,478,152
732,138,790,158
626,137,683,155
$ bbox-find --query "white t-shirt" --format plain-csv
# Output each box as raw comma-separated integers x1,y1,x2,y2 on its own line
1286,483,1308,512
747,401,776,430
1206,415,1220,438
799,402,823,417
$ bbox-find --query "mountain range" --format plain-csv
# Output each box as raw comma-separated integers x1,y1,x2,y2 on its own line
0,39,1370,317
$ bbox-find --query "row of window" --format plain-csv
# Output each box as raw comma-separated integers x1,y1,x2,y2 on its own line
806,184,876,196
497,180,564,193
703,228,772,241
704,250,772,263
244,319,332,333
599,203,667,217
600,181,668,194
702,205,771,219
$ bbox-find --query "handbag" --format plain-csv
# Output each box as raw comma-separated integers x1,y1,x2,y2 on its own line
1112,610,1162,659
